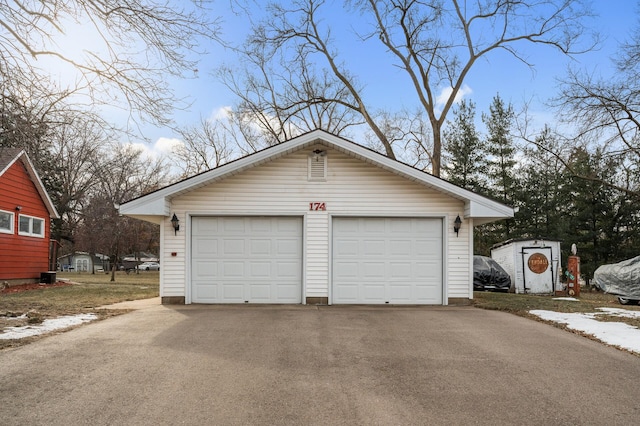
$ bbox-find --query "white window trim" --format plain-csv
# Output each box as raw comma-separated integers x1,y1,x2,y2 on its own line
0,209,14,234
18,214,45,238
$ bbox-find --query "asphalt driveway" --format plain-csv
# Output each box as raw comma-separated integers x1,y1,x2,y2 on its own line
1,304,639,425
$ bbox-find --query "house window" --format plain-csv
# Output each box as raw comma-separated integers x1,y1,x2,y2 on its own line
0,210,14,234
18,214,45,238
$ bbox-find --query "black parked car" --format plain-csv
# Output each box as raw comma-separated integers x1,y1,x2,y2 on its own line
473,256,512,292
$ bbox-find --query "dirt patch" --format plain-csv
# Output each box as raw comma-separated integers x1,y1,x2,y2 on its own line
1,281,73,294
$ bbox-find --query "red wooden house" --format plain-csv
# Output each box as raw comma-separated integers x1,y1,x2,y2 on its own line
0,148,59,285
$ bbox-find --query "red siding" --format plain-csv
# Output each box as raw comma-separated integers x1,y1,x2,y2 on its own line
0,160,51,280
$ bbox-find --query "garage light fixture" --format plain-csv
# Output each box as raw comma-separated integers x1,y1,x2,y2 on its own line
171,213,180,235
454,215,462,236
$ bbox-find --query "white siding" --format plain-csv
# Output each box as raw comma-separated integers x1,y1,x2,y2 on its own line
306,212,329,299
164,145,469,303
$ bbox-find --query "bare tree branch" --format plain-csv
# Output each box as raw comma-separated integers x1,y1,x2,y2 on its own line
0,0,221,131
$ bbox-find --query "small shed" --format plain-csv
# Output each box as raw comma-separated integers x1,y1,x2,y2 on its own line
58,252,110,273
490,239,562,294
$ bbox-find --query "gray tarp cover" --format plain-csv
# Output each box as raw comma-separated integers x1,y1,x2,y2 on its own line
593,256,640,298
473,256,511,290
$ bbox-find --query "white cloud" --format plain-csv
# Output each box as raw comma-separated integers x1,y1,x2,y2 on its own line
123,138,183,161
209,106,233,121
436,84,473,109
128,142,152,157
154,137,184,154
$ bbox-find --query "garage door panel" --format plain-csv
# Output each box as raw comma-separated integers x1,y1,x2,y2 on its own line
363,240,386,256
362,284,385,302
335,261,358,278
388,284,412,302
364,219,385,232
276,239,300,255
415,289,440,303
277,218,301,233
335,240,358,256
389,262,412,279
194,238,218,255
222,283,244,301
415,219,440,234
334,285,358,302
333,217,442,305
191,217,302,303
277,261,300,277
389,240,412,256
193,261,217,277
250,239,271,255
363,262,385,277
194,284,218,301
223,218,245,232
250,261,271,277
415,240,434,256
414,262,437,279
194,218,218,234
390,220,412,233
277,284,302,301
222,261,244,277
250,284,271,300
250,218,271,232
222,239,245,255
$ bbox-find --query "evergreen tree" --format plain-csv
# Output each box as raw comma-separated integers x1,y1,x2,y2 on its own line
475,95,518,251
561,147,628,279
442,100,487,193
515,127,567,239
484,95,517,204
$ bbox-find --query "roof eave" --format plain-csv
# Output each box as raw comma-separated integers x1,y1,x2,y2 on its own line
2,150,59,219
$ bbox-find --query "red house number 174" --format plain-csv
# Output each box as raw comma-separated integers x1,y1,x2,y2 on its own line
309,202,326,211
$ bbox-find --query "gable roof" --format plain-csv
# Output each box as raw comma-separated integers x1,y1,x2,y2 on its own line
0,148,59,219
119,130,513,225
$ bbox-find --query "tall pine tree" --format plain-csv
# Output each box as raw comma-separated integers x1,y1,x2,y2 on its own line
483,95,517,237
515,127,566,239
442,100,486,193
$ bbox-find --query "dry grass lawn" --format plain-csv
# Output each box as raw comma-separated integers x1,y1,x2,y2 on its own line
472,290,640,329
0,271,159,349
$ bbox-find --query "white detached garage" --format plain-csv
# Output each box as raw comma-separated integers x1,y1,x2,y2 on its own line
120,130,513,305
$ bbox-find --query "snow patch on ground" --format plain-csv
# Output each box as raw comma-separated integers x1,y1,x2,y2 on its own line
553,297,580,301
530,308,640,353
0,313,97,340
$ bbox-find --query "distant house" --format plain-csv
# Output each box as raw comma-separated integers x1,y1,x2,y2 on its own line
57,252,110,273
121,252,159,270
0,148,59,285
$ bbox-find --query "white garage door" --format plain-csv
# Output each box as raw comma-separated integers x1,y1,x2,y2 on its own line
332,217,443,304
191,216,302,303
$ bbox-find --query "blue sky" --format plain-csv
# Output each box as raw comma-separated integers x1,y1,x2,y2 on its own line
127,1,639,156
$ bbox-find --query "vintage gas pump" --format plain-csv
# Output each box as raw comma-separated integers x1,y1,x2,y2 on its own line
566,244,580,297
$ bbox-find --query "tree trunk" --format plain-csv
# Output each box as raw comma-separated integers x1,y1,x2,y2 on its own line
431,123,442,177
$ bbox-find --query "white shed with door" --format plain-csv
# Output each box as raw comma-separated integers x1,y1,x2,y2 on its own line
490,239,562,294
120,130,513,305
